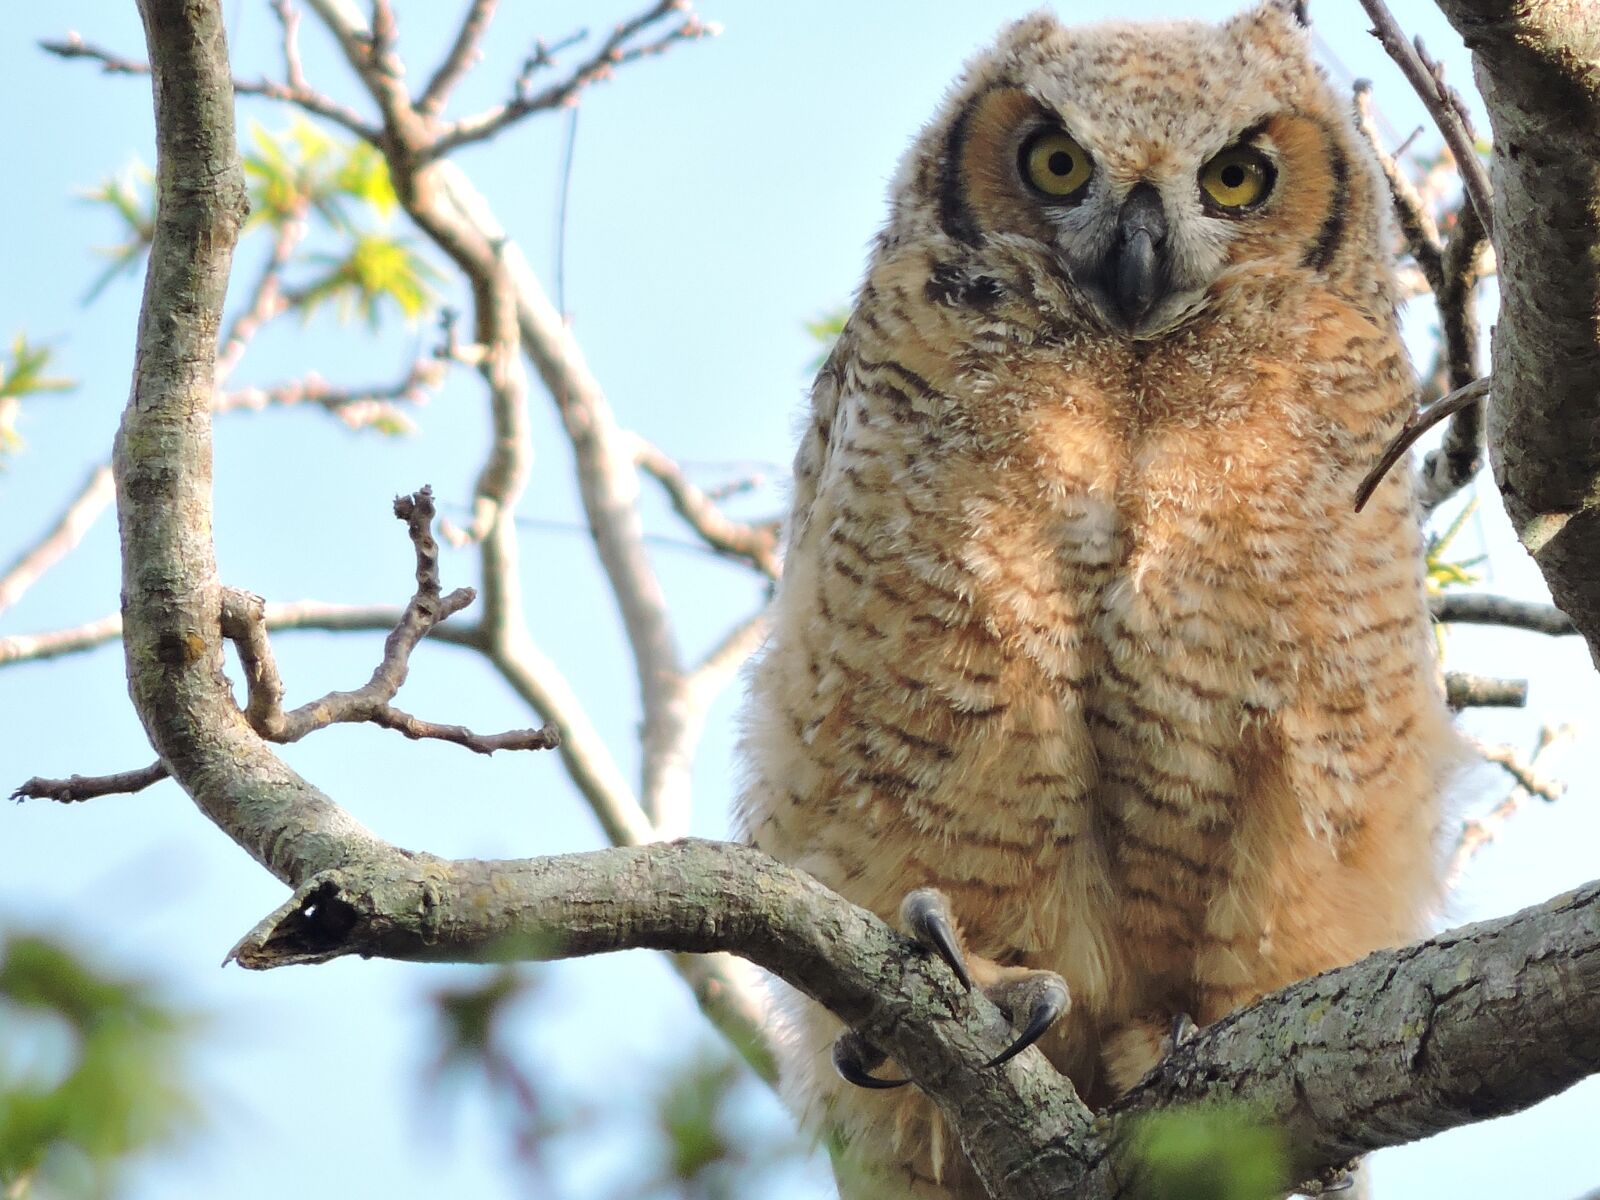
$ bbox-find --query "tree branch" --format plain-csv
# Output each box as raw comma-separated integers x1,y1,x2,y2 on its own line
431,3,719,158
40,31,379,144
1445,671,1527,709
225,836,1600,1200
11,762,167,804
1352,81,1443,291
0,464,115,618
1431,592,1576,635
1358,0,1494,237
115,0,393,887
0,601,482,670
1430,0,1600,669
634,436,782,579
416,0,497,118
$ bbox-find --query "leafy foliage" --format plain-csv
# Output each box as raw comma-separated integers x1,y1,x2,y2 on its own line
1126,1107,1289,1200
1426,496,1484,594
0,336,75,461
79,164,156,305
804,307,849,372
83,122,438,328
422,966,814,1199
242,119,396,232
294,234,440,328
0,934,197,1199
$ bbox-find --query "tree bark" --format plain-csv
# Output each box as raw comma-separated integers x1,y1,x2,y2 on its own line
1431,0,1600,667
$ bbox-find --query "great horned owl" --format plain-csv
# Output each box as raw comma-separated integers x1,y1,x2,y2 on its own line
738,3,1459,1196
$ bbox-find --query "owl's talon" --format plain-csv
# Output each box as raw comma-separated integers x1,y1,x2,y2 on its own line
1167,1011,1198,1053
832,1030,909,1090
985,973,1070,1068
900,887,973,990
1296,1158,1362,1196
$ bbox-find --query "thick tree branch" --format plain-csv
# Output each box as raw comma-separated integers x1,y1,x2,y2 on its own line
115,0,391,886
1431,0,1600,668
226,837,1600,1200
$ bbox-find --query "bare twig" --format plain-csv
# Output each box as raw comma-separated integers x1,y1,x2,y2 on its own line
1445,671,1527,709
417,0,497,118
245,487,553,749
686,603,770,703
1353,81,1442,289
214,359,445,429
0,464,115,618
432,2,718,157
1469,736,1566,803
41,32,380,143
1417,202,1491,513
11,761,167,804
0,601,483,670
369,707,560,753
12,490,553,801
634,437,782,579
214,215,305,385
1354,377,1489,512
1449,726,1576,886
1430,593,1576,636
1357,0,1493,238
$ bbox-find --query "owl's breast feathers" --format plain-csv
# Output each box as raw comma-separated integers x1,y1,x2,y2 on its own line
746,298,1451,1035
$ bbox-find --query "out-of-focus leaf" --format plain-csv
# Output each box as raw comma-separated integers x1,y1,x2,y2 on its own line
0,934,199,1196
1426,496,1483,595
656,1056,739,1185
79,162,156,304
0,336,75,462
244,119,399,234
1126,1107,1288,1200
295,235,441,328
804,307,848,372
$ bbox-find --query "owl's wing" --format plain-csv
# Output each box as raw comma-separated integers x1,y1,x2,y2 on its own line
786,331,849,548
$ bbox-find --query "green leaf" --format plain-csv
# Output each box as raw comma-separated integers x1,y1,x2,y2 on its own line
296,234,441,327
1127,1107,1289,1200
805,307,849,372
78,162,156,304
244,119,399,233
0,335,74,403
0,935,198,1193
1426,496,1483,594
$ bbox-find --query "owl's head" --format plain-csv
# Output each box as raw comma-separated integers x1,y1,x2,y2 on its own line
885,1,1386,341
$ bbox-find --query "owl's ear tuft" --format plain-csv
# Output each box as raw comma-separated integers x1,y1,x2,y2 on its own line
1263,0,1310,27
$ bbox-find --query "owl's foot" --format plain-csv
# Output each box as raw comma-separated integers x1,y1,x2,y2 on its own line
1296,1157,1362,1196
831,1030,908,1089
1165,1011,1198,1055
831,888,1070,1088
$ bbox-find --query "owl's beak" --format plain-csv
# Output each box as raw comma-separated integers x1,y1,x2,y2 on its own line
1105,183,1169,329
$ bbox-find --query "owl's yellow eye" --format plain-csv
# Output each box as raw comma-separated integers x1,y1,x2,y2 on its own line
1021,130,1093,199
1199,146,1274,210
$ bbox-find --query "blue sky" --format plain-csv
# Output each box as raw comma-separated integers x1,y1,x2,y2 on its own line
3,2,1598,1197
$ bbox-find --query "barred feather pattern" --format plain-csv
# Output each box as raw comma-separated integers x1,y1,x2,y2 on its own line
737,5,1459,1197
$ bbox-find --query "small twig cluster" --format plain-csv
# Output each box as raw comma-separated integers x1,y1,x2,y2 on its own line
1350,7,1494,516
12,487,556,805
